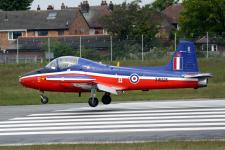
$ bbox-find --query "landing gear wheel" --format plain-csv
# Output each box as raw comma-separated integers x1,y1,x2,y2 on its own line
40,95,48,104
88,97,99,107
101,94,111,105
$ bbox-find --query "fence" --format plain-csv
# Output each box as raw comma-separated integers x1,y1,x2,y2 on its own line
0,32,224,64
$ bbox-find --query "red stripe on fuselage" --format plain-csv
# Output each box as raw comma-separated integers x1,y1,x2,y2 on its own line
20,72,199,92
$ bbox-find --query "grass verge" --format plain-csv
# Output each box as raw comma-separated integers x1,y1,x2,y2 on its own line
1,141,225,150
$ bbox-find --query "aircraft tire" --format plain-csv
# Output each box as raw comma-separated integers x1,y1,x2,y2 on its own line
88,97,99,107
101,95,111,105
40,95,49,104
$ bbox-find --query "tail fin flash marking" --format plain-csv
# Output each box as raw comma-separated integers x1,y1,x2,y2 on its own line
173,52,183,71
173,56,183,71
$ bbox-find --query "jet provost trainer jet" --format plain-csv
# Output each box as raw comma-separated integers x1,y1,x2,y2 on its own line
19,41,212,107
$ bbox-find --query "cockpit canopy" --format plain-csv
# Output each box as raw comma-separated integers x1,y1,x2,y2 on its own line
46,56,79,70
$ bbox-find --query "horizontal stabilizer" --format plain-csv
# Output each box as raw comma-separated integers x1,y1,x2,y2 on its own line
183,73,213,78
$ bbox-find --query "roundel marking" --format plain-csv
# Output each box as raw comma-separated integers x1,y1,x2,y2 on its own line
130,74,139,84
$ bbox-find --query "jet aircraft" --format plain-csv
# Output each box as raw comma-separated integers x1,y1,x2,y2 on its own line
19,41,212,107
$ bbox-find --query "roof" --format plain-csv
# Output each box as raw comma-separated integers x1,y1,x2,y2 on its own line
0,9,79,31
162,4,183,24
69,6,111,28
196,36,217,44
151,11,174,31
83,6,111,28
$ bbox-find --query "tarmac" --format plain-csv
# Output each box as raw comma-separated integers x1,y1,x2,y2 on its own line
1,99,225,145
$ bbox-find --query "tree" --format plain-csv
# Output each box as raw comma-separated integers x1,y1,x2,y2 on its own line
42,40,75,58
151,0,179,11
101,1,164,59
179,0,225,37
0,0,33,11
102,0,157,41
102,1,141,39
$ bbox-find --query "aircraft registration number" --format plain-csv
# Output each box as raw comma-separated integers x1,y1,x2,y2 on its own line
155,77,168,82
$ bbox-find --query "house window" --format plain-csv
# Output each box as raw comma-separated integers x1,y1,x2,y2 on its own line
47,12,57,20
211,44,217,51
95,30,99,34
58,31,64,36
35,31,48,36
8,31,22,40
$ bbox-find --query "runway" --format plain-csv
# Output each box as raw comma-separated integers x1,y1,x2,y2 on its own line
1,99,225,145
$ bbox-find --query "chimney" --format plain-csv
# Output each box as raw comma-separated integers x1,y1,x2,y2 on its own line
37,5,41,11
101,0,107,6
61,3,65,10
47,5,54,10
80,0,89,13
109,1,113,11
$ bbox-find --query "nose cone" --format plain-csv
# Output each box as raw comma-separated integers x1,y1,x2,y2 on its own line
19,76,29,87
19,68,44,87
19,75,39,89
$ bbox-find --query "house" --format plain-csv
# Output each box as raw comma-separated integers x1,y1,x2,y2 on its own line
0,8,89,49
68,0,112,35
0,7,90,61
162,4,183,30
196,36,225,53
0,1,113,63
152,11,174,41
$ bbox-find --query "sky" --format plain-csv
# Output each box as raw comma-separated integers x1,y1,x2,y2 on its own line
31,0,155,10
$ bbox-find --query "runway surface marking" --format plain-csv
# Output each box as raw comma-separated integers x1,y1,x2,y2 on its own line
1,101,225,136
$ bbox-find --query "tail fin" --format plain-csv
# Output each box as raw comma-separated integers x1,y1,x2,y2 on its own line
166,40,199,72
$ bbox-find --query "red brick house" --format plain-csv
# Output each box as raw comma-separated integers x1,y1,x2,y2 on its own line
162,4,184,30
68,0,112,35
0,8,92,62
0,9,89,51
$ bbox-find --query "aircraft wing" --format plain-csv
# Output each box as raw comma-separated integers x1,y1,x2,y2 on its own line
46,75,119,94
97,84,118,95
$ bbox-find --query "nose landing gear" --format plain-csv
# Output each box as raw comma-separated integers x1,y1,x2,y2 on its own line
40,95,48,104
88,97,99,107
88,88,99,107
40,91,48,104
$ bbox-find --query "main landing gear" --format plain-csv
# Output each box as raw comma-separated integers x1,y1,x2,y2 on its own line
40,91,49,104
88,88,111,107
101,92,111,105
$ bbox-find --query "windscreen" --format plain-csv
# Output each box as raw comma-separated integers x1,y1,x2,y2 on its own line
46,56,78,70
57,56,78,69
46,59,57,69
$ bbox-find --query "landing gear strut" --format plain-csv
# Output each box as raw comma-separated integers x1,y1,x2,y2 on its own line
88,88,99,107
40,91,48,104
101,92,111,105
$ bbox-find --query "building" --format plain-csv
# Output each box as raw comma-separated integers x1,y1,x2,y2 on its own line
0,1,112,63
0,7,91,62
153,11,174,41
0,8,89,50
196,36,225,53
162,4,183,30
68,0,112,35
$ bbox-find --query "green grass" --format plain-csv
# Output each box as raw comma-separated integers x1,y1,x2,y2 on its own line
1,141,225,150
0,58,225,106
